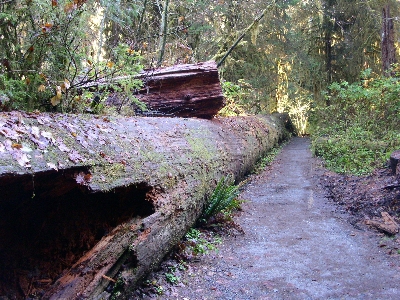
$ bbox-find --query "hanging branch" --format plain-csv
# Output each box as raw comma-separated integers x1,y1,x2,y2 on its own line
217,4,273,68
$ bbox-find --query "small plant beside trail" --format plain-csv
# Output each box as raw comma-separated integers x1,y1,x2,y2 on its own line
183,228,222,257
164,271,180,284
201,176,241,222
134,229,222,296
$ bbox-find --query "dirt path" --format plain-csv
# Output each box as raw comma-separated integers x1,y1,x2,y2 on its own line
135,137,400,299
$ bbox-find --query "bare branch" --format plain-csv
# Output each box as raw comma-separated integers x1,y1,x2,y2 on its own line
217,3,274,68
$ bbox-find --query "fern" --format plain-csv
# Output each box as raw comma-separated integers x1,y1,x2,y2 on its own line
201,176,240,220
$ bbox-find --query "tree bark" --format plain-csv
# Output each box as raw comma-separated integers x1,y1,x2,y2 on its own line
136,61,224,118
0,111,292,299
389,150,400,176
381,4,397,76
136,0,148,38
323,0,336,95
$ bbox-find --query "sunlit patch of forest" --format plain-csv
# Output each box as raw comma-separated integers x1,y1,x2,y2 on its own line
0,0,399,174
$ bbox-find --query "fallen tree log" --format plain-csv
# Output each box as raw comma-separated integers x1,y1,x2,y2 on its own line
84,61,224,119
0,111,291,299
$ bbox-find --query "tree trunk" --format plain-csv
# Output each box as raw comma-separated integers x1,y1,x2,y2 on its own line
136,0,148,38
157,0,169,67
381,4,397,76
0,111,292,299
323,0,336,99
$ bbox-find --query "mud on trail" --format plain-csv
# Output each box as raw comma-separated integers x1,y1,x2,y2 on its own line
130,137,400,299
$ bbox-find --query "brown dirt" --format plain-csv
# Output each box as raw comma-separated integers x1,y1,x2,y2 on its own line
122,137,400,299
322,168,400,235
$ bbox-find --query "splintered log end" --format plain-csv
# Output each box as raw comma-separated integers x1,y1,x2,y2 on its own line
136,61,224,119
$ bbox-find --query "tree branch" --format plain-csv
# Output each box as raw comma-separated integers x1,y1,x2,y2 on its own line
217,4,273,68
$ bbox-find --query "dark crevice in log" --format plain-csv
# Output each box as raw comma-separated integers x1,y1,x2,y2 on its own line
0,168,155,299
104,248,139,295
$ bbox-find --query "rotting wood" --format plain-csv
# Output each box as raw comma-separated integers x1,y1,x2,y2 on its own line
83,61,225,119
365,212,399,235
0,111,292,299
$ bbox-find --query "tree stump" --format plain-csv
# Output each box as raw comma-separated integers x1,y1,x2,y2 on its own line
389,150,400,176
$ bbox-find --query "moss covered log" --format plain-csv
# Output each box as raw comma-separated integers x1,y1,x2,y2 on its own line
0,112,291,299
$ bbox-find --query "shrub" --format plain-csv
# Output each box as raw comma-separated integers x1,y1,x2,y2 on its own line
310,69,400,175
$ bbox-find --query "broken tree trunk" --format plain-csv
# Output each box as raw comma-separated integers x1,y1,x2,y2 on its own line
85,61,225,119
0,111,291,299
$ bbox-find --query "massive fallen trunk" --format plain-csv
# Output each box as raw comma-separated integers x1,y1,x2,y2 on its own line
0,112,291,299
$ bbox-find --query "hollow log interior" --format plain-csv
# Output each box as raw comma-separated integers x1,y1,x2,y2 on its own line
0,169,154,298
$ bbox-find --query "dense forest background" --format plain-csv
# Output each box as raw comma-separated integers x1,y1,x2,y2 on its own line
1,0,399,174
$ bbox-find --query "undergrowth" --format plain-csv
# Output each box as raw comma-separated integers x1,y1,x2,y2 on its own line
310,69,400,175
217,80,250,116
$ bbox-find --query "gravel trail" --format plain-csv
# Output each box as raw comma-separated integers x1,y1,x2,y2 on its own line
141,137,400,299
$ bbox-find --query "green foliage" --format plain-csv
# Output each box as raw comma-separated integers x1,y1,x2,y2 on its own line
184,228,221,256
165,272,180,284
144,279,164,295
310,70,400,175
0,1,143,113
201,176,240,221
110,275,125,300
218,80,249,116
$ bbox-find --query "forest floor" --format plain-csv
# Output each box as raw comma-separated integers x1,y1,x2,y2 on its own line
128,137,400,299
